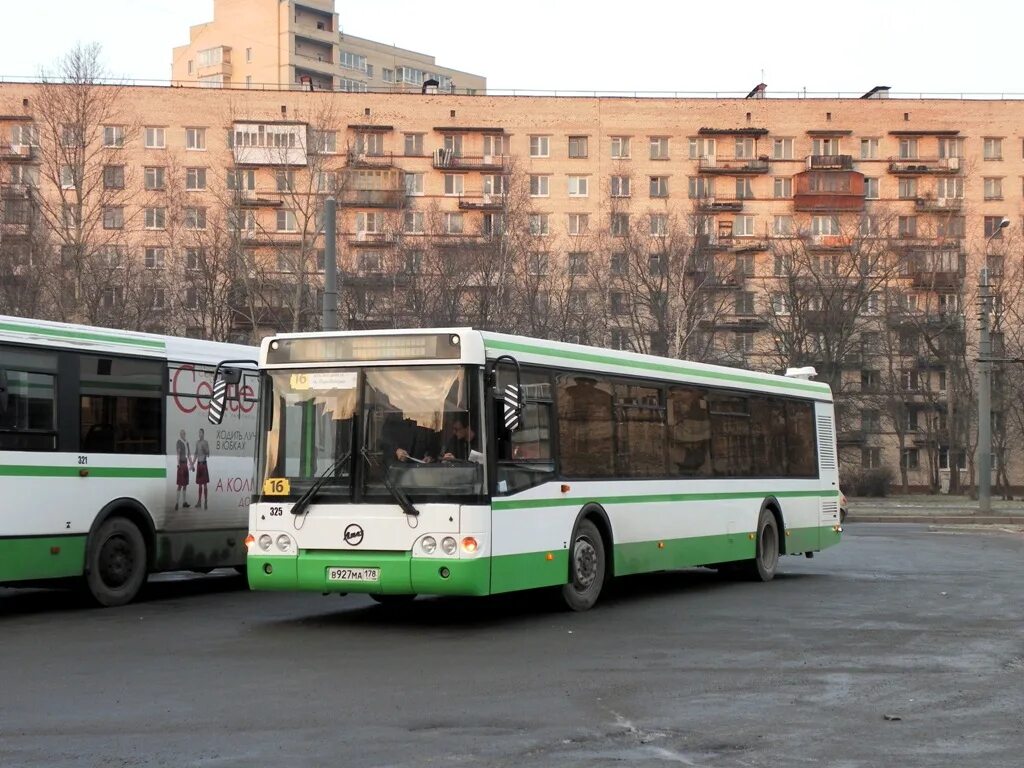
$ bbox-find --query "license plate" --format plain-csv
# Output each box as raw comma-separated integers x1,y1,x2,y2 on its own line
327,567,380,582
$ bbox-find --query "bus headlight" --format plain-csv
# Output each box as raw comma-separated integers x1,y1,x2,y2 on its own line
441,536,457,556
421,536,437,554
276,534,292,552
258,534,273,551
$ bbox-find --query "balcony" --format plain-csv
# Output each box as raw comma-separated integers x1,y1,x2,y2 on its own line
805,234,852,250
0,143,36,161
793,169,865,212
887,157,961,174
235,190,283,208
346,151,395,168
837,429,867,445
695,197,743,213
432,149,508,171
915,196,963,212
458,195,504,210
348,231,398,247
338,188,405,208
293,3,336,39
232,123,308,166
805,154,854,170
294,35,335,66
697,156,769,175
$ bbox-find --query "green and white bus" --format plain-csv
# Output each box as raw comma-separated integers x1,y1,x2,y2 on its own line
226,329,841,610
0,315,258,605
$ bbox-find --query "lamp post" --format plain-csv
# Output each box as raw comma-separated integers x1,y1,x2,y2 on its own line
977,217,1010,512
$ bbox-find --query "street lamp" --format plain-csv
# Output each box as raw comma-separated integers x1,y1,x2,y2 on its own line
977,216,1010,512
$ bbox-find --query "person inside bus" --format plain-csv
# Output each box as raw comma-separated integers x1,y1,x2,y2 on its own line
382,412,435,464
441,413,480,463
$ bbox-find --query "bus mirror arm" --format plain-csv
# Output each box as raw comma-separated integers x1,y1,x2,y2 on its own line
0,368,7,414
208,358,258,426
487,354,524,432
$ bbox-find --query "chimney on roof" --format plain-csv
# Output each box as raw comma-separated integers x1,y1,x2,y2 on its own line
746,83,767,99
861,85,891,99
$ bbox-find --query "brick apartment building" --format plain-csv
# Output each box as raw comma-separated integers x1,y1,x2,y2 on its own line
2,81,1024,492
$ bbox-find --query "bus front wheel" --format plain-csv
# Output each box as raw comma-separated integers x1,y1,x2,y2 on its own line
741,509,779,582
561,519,606,611
85,517,148,607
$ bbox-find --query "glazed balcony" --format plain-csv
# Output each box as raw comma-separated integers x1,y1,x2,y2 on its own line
338,188,406,208
793,169,865,212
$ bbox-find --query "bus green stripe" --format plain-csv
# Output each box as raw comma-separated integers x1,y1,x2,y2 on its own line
0,465,166,479
0,320,166,350
484,338,831,395
492,488,836,511
0,535,87,582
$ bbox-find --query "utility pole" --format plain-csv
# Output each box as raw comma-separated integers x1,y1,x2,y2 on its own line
977,266,992,513
322,197,338,331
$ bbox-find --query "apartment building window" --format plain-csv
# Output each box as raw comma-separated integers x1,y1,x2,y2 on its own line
984,177,1003,200
356,212,380,234
773,215,794,236
898,216,917,238
185,128,206,150
611,213,630,236
985,216,1007,238
9,165,38,186
185,167,207,191
443,174,464,196
102,207,124,230
382,68,395,83
862,447,881,469
444,212,464,234
482,134,508,157
483,174,507,196
649,214,667,236
735,253,755,277
102,125,125,148
567,252,589,275
403,211,424,233
529,135,550,158
315,171,337,193
688,176,714,199
772,177,792,199
809,215,839,236
812,137,841,156
403,133,424,156
529,175,550,197
144,127,165,149
442,134,463,157
142,166,165,191
568,136,589,158
568,213,589,235
734,137,755,159
734,291,755,315
611,136,631,159
770,293,790,315
901,448,920,470
184,207,207,230
568,176,589,197
144,207,166,230
341,51,367,71
11,123,39,146
226,169,255,191
861,369,880,392
772,138,794,160
897,138,919,159
735,177,753,199
355,132,384,157
405,173,424,196
734,215,755,237
983,137,1002,160
525,253,548,277
649,176,668,198
610,253,627,275
185,248,203,271
529,213,550,236
244,47,252,63
312,130,337,154
860,138,879,159
938,216,966,238
938,137,964,158
610,176,630,197
276,170,295,192
688,137,716,159
860,214,880,237
59,165,75,189
404,251,423,274
60,124,83,148
936,177,963,199
733,331,755,353
144,246,166,269
650,137,669,160
276,210,297,232
358,251,382,273
898,178,917,199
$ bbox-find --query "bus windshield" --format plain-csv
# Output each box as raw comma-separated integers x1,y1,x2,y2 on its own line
260,365,484,502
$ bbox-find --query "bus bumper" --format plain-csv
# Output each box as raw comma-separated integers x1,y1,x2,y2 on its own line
247,549,491,596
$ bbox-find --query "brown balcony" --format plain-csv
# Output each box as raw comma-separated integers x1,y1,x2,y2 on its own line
432,149,508,171
696,197,744,213
805,154,854,170
915,196,963,212
339,188,405,208
887,157,961,174
697,157,769,174
793,170,865,212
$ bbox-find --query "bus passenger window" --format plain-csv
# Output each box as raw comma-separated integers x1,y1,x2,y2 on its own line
495,369,554,494
557,373,614,477
667,387,710,476
79,356,162,454
0,346,58,451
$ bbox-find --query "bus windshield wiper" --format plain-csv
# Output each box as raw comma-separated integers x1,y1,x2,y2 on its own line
290,450,353,517
360,447,419,517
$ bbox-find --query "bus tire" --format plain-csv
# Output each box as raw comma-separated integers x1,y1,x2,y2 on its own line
370,594,416,605
85,517,148,607
561,519,606,611
741,508,780,582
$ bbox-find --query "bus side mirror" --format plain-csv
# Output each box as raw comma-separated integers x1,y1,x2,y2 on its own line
501,384,523,432
208,366,243,425
0,368,8,415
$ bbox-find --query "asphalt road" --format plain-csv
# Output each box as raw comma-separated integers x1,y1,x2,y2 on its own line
2,524,1022,768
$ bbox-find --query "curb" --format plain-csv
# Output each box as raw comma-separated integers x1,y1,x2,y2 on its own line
847,515,1024,525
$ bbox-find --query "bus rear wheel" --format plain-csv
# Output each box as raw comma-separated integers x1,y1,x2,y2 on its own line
741,509,779,582
561,519,606,611
85,517,148,607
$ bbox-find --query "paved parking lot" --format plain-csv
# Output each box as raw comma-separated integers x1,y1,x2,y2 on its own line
2,523,1022,768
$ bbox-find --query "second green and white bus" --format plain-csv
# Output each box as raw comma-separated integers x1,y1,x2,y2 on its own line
227,329,841,610
0,315,258,605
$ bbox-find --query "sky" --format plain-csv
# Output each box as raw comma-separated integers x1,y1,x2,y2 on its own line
1,0,1022,96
